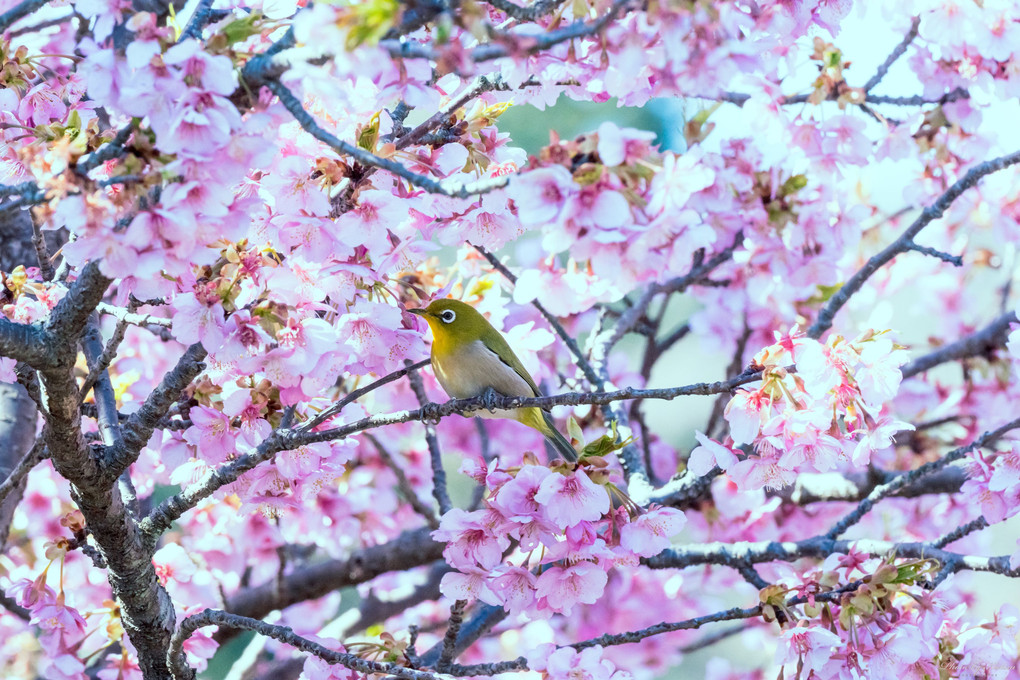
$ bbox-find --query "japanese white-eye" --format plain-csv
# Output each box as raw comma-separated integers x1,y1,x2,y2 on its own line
409,299,578,462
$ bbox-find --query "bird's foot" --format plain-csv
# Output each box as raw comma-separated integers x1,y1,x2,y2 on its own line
421,401,442,425
481,387,501,413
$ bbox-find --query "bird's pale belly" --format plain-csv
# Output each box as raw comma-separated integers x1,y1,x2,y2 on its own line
432,339,535,420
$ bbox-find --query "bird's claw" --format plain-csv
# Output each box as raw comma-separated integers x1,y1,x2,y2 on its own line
421,402,442,425
481,387,501,413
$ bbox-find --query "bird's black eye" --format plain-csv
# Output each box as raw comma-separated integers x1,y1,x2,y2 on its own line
440,310,456,323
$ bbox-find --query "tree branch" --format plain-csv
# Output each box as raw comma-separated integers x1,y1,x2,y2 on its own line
0,317,54,369
824,416,1020,538
901,311,1016,378
381,0,633,64
365,433,440,529
407,363,453,516
302,359,430,432
472,244,602,387
264,79,508,198
437,599,468,671
0,436,45,508
178,0,213,40
808,150,1020,338
46,261,112,351
862,17,920,92
483,0,565,21
215,527,444,640
145,373,762,536
80,315,124,449
170,608,453,680
0,0,50,33
107,343,206,479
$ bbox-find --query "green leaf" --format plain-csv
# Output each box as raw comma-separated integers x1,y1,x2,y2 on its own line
345,0,400,50
780,173,807,195
580,421,633,458
805,282,843,305
358,111,381,152
222,14,263,45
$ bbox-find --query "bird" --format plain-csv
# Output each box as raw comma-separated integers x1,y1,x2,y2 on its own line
408,299,578,462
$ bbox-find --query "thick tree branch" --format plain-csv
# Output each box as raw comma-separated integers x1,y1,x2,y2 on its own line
215,527,444,639
808,150,1020,338
0,317,53,368
0,385,38,549
38,356,177,679
46,261,112,350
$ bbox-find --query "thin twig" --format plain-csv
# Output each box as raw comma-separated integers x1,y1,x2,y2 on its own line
862,17,920,92
0,437,46,507
437,599,468,671
825,417,1020,538
573,580,867,650
170,609,457,680
79,315,130,406
901,311,1016,378
407,362,453,516
932,516,988,549
264,79,509,199
302,359,430,432
365,432,440,529
380,0,633,64
472,244,602,387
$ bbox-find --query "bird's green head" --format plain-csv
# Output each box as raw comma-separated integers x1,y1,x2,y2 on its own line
408,299,490,350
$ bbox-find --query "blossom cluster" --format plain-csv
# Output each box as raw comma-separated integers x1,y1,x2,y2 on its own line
710,328,913,490
435,456,686,617
771,548,1020,679
3,0,1020,678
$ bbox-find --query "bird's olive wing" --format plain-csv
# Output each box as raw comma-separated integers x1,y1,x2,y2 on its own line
479,327,542,398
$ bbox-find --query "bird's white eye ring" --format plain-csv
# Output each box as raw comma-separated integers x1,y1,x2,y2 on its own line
440,310,456,324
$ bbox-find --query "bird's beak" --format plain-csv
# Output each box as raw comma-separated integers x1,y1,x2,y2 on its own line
408,308,428,317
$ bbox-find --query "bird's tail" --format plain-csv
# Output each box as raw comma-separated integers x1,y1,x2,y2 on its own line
539,410,578,462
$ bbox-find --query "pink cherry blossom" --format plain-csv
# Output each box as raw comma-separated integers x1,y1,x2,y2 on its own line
506,165,577,227
534,561,609,615
619,507,687,557
688,430,738,475
533,470,611,529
